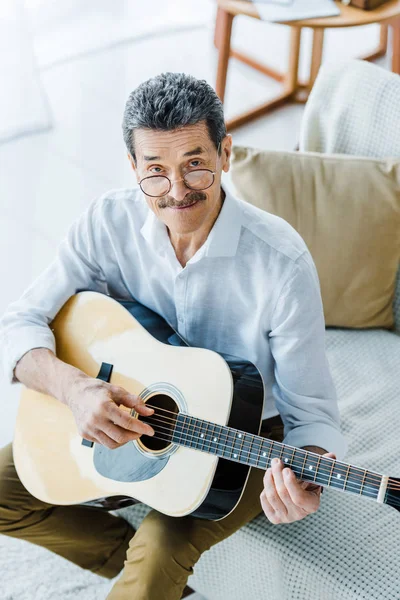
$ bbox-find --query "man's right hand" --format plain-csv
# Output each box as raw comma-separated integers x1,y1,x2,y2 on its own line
66,375,155,449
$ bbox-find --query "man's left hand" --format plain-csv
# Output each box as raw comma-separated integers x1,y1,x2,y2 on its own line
260,451,336,524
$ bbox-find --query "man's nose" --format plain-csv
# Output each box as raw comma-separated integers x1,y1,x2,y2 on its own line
169,178,190,202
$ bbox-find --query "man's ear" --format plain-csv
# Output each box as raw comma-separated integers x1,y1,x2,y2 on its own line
222,134,232,173
127,153,140,184
127,152,136,170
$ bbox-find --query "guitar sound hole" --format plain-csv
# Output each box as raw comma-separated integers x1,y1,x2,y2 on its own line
139,394,179,453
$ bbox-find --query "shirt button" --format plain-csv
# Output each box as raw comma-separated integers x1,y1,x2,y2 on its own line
178,316,184,324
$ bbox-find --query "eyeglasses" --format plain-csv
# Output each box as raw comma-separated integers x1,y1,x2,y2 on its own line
139,169,216,198
138,143,221,198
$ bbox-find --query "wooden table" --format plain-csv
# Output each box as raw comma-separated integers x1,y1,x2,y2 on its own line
215,0,400,130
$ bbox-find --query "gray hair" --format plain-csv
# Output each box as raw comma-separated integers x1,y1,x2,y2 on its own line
122,72,226,162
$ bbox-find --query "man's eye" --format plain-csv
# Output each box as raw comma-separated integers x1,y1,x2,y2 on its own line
190,160,201,167
150,167,162,173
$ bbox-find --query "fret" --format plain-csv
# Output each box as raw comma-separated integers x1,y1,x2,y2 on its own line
313,454,322,484
206,420,216,453
300,450,308,480
281,445,295,470
254,436,264,468
236,431,251,465
359,468,367,497
189,417,201,451
198,419,207,451
190,416,199,447
257,439,273,469
244,433,255,465
219,426,231,459
187,415,196,447
210,423,223,455
278,444,284,461
238,431,246,462
348,465,366,496
290,447,296,473
230,429,245,462
289,448,301,479
268,441,283,464
209,422,218,455
266,439,274,466
190,415,198,447
362,469,380,500
172,413,184,445
303,452,320,479
178,414,188,446
202,421,211,452
343,463,351,493
172,419,382,503
327,457,335,487
329,460,346,491
226,428,236,460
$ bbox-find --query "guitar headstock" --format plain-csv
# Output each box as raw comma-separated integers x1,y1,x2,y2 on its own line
385,477,400,512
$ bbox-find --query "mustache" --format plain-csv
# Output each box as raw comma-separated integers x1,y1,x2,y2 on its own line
158,191,207,209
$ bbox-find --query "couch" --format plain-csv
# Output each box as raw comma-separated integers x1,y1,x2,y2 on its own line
1,59,400,600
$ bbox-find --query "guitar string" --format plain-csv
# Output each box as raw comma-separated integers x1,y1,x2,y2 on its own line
142,406,400,490
140,404,397,489
141,403,400,490
130,423,400,504
136,411,391,493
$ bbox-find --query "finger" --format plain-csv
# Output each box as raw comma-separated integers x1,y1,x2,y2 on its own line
271,458,295,514
101,421,141,446
111,387,154,415
283,468,319,513
323,452,336,460
94,429,121,450
263,467,288,517
259,490,280,525
108,405,154,437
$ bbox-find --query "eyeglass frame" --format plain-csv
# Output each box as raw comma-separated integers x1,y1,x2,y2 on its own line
137,142,222,198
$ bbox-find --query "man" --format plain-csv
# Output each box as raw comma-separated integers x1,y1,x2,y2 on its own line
0,72,346,600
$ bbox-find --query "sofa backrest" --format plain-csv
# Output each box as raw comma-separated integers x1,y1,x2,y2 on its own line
299,59,400,335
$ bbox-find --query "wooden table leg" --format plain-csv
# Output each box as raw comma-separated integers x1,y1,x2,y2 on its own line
309,28,324,89
215,9,234,103
379,23,388,55
214,6,223,50
392,17,400,75
284,26,302,95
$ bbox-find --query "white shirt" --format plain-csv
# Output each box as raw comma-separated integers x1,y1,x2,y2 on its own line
0,185,348,459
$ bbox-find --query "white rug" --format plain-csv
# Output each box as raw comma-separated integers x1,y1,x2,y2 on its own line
0,535,115,600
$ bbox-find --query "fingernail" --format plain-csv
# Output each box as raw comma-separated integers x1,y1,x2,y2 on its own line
272,458,280,466
283,469,290,477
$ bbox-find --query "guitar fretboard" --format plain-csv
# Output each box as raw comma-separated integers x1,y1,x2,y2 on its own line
171,414,382,501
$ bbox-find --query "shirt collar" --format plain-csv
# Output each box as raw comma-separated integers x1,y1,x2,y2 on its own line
140,185,243,259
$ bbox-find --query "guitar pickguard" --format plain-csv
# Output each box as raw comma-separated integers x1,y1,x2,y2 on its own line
94,440,168,482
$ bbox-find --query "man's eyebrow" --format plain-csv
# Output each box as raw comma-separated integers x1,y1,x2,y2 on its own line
183,147,205,157
142,147,205,161
143,154,161,161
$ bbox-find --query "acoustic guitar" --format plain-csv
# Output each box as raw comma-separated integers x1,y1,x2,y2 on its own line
13,291,400,520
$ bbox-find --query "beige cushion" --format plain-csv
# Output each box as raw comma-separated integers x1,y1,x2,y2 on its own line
230,146,400,329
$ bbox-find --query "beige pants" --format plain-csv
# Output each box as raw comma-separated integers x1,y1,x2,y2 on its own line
0,416,284,600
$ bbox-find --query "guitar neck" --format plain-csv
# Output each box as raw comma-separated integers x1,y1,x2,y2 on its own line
171,414,388,504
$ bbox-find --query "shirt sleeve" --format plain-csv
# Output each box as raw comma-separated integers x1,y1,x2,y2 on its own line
0,199,108,385
269,251,348,460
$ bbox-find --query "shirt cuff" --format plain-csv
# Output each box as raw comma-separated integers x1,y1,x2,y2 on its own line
282,423,348,460
2,327,56,384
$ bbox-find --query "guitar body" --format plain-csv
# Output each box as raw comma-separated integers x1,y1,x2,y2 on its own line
13,292,264,520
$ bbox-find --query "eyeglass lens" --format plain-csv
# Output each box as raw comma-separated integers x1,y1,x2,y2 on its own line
141,170,214,197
